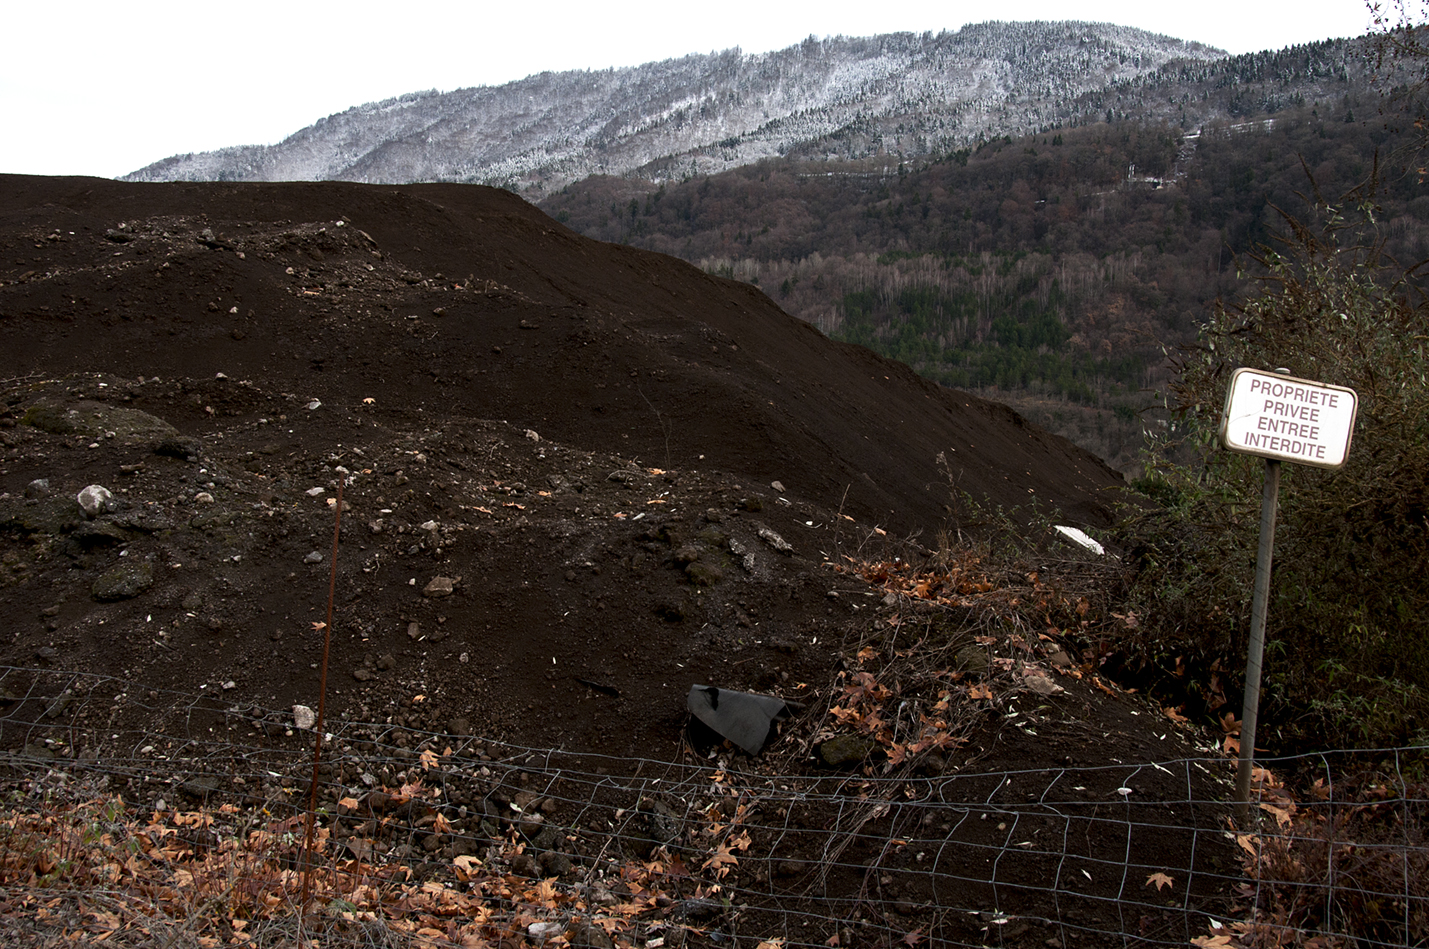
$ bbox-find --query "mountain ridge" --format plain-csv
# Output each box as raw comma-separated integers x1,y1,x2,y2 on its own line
123,21,1225,197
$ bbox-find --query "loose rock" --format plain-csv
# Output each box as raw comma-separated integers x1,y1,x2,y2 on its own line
422,576,455,597
76,484,114,518
92,561,154,601
293,705,317,730
756,524,793,555
817,734,876,768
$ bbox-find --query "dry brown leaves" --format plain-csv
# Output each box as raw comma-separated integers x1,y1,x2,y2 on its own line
0,781,769,948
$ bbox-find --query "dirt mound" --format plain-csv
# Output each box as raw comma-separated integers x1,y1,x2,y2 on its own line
0,175,1122,536
0,170,1137,752
0,175,1235,945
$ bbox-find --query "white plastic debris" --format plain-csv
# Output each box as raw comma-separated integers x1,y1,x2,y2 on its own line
1054,525,1104,555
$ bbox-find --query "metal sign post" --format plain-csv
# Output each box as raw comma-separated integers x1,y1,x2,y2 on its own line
1219,368,1358,826
1234,455,1279,825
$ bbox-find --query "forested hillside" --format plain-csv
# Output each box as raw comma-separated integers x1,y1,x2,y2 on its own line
123,22,1220,198
541,51,1426,473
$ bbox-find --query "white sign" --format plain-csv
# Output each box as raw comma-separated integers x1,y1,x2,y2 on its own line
1220,368,1358,469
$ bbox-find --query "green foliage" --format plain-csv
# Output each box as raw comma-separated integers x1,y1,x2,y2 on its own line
830,255,1142,403
1124,203,1429,750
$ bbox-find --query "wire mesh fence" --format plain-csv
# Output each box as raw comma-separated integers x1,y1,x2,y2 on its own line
0,664,1424,948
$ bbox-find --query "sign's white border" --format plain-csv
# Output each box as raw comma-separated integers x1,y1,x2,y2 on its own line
1219,367,1358,469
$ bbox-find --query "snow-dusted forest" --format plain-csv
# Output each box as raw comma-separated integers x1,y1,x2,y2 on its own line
124,22,1226,197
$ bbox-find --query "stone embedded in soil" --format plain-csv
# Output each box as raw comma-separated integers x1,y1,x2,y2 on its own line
776,859,806,878
152,434,202,460
626,798,681,859
73,520,127,546
422,576,455,597
1022,673,1064,696
23,401,177,442
91,561,154,601
565,919,611,949
685,561,723,585
180,775,222,801
757,524,793,554
44,692,72,719
517,811,545,838
24,479,50,499
956,644,991,675
675,899,724,923
818,734,876,768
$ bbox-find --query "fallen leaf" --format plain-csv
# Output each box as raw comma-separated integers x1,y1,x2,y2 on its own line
702,847,738,876
1259,802,1294,828
419,749,438,770
1146,871,1174,891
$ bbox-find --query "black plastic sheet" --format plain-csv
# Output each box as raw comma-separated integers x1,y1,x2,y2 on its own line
686,685,796,755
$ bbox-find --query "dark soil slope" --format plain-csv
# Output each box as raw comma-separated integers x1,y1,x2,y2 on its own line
0,176,1121,537
0,173,1138,754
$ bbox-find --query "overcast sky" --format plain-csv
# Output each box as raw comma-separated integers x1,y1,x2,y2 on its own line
3,1,1382,179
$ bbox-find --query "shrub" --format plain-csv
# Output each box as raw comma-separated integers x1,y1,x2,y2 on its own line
1123,201,1429,750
